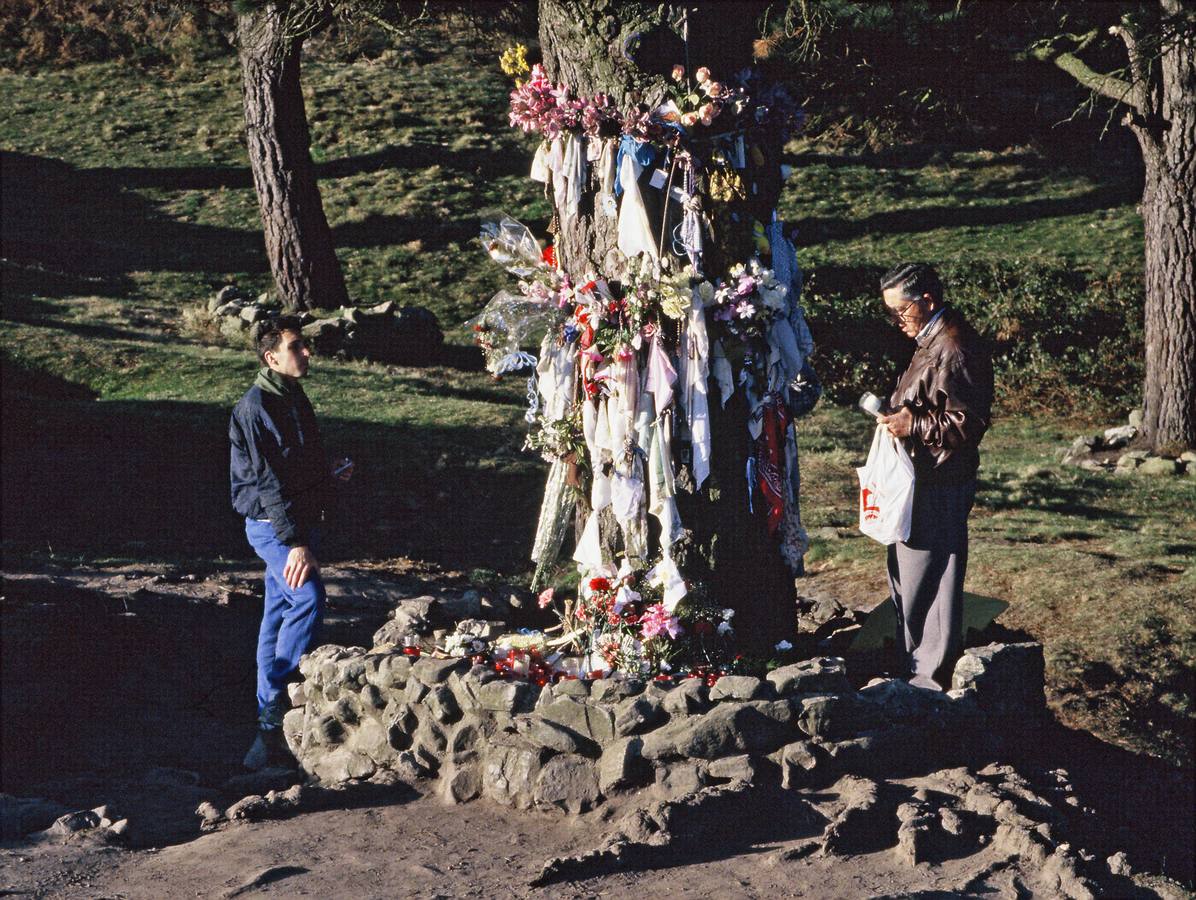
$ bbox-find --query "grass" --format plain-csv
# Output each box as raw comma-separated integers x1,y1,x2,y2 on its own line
1,32,1192,767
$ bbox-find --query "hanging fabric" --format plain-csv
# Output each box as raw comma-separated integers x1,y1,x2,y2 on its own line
616,137,659,259
679,287,711,490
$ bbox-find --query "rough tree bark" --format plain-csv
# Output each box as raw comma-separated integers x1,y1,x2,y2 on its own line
237,3,349,313
1038,0,1195,451
537,0,797,651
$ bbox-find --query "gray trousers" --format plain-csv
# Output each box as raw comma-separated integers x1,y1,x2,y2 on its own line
886,479,976,687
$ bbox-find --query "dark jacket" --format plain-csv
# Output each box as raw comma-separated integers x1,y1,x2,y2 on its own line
229,368,331,545
888,306,993,484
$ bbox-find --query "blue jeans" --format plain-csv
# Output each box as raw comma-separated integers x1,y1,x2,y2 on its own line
245,519,325,725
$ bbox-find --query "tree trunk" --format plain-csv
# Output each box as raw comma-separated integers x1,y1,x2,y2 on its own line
1139,3,1196,452
237,4,349,313
537,0,795,652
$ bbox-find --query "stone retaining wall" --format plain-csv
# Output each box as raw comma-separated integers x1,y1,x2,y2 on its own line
286,639,1046,814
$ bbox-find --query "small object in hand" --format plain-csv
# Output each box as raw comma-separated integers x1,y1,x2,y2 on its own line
858,392,883,416
333,458,353,477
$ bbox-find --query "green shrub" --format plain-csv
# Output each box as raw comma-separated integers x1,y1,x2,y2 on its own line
803,257,1144,416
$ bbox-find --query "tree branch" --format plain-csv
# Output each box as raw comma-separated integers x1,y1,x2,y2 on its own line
1033,38,1140,112
1110,18,1151,114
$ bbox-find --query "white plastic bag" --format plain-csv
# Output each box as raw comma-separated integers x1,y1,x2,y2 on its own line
857,424,915,544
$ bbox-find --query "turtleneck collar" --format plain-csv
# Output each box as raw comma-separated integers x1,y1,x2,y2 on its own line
255,365,298,398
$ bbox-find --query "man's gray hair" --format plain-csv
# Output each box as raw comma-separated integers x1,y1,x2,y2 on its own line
880,262,944,304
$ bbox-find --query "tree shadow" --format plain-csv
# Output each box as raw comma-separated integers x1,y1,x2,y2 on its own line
0,151,267,298
1,379,542,572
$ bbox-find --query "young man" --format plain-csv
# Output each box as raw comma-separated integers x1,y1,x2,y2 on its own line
877,263,993,690
229,316,353,769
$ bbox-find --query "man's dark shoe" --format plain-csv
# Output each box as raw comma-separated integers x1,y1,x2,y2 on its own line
243,727,294,771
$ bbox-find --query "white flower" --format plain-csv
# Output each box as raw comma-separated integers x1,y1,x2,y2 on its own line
775,639,793,652
697,281,715,304
717,621,734,636
721,608,735,620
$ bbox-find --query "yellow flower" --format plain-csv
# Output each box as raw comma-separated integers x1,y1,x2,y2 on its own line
500,44,530,79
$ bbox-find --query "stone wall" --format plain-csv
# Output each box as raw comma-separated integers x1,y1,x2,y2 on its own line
285,634,1047,814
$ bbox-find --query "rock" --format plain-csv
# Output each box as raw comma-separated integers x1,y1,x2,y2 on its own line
440,759,482,804
553,678,591,699
534,755,601,813
287,681,307,707
1062,434,1100,463
662,678,711,717
592,677,644,703
894,807,937,866
777,740,821,789
858,677,953,726
1103,425,1138,449
391,305,444,365
301,318,346,354
1138,456,1179,476
709,675,768,701
225,795,269,822
240,305,269,324
50,809,101,836
438,590,483,620
412,656,468,686
478,679,535,714
951,643,1046,718
1107,851,1132,876
654,761,706,799
706,754,763,786
405,679,429,705
1180,450,1196,467
425,684,461,724
540,697,616,746
216,285,240,304
1128,408,1144,429
598,737,644,794
214,301,244,316
524,717,591,755
482,740,548,809
195,801,225,829
369,300,396,316
642,700,793,760
820,775,882,856
797,694,877,741
767,657,851,695
613,694,666,736
1116,450,1149,469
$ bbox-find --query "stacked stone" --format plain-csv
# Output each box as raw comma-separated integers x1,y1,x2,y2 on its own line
286,634,1048,816
204,286,444,365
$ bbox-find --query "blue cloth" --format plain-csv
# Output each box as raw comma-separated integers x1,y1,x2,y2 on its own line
614,136,658,197
245,518,325,724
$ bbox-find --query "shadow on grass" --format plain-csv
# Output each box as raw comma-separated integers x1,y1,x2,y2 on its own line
1,380,542,573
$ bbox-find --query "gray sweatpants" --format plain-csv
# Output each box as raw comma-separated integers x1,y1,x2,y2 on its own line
886,479,976,688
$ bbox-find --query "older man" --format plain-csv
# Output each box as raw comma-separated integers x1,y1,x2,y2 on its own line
229,316,353,768
877,263,993,690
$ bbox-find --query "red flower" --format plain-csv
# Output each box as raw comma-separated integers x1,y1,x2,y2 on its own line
579,324,595,349
543,245,556,267
589,577,611,592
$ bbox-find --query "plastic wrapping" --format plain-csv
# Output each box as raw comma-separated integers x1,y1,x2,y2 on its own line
478,215,545,278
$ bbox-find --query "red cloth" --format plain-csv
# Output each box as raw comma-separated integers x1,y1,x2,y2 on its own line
755,395,791,535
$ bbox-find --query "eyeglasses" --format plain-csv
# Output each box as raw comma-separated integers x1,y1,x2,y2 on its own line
885,300,920,325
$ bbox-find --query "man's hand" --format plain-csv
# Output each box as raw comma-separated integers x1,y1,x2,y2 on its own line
283,545,319,589
332,457,355,482
878,407,914,439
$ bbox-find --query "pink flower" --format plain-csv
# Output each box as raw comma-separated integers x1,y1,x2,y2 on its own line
706,81,723,98
671,64,685,82
695,67,710,84
639,603,682,641
700,104,715,126
538,587,555,609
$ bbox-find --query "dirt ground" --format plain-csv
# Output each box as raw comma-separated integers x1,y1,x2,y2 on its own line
1,565,1192,898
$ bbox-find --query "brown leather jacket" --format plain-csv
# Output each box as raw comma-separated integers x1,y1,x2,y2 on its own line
888,306,993,484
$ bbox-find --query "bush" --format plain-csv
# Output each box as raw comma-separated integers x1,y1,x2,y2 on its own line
802,257,1144,417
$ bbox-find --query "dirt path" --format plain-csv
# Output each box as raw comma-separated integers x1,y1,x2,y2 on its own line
2,566,1192,898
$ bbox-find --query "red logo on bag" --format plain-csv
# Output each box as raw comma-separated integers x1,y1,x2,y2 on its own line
861,487,880,521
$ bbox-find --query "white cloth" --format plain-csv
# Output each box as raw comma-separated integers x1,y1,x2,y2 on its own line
709,339,734,408
644,334,677,418
616,148,658,259
679,289,711,489
646,554,687,612
572,509,605,568
536,333,575,422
